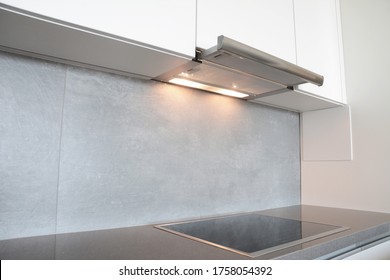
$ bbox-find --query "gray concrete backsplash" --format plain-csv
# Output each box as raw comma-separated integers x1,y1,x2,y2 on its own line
0,51,300,240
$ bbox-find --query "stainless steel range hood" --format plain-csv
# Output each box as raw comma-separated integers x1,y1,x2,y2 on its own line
155,36,343,112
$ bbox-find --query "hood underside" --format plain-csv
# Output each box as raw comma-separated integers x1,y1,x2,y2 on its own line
154,36,343,112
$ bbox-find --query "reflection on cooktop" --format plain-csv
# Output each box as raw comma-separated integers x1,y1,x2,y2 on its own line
155,214,348,257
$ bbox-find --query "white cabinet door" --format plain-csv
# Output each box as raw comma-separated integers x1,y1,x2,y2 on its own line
1,0,196,57
197,0,296,63
297,0,351,161
294,0,346,103
301,105,353,161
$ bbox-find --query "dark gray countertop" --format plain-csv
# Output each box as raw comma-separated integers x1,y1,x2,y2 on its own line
1,205,390,260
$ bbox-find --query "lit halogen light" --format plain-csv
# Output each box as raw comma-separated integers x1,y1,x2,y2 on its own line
214,88,248,98
169,78,249,98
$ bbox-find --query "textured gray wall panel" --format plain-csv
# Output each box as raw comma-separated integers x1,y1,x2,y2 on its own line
0,51,300,239
56,67,300,233
0,52,66,240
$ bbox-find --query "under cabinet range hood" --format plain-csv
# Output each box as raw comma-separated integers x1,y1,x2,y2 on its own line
0,4,343,112
155,36,343,112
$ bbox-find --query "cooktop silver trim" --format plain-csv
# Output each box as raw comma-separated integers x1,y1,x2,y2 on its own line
154,213,350,258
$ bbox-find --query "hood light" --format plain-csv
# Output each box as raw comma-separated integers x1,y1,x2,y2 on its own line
169,78,249,98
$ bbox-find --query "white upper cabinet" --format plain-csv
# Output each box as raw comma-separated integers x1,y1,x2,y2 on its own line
1,0,196,57
297,0,351,161
196,0,297,63
2,0,346,107
294,0,346,103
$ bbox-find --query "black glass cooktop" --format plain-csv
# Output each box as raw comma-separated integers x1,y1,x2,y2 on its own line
156,213,348,257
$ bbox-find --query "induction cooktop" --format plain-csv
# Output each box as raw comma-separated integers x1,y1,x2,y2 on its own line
155,213,349,257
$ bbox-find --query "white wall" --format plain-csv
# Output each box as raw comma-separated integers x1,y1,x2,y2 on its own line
301,0,390,213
